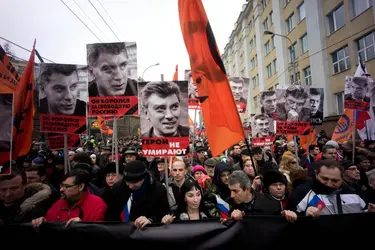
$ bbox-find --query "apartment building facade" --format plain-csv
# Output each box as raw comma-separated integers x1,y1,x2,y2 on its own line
222,0,375,131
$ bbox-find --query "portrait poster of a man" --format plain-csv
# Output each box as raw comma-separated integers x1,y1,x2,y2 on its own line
37,63,88,134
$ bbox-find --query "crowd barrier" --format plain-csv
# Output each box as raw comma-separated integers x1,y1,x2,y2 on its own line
1,213,373,249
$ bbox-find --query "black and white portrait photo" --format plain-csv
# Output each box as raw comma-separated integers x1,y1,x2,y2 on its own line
38,63,87,116
344,76,371,110
251,114,275,138
276,85,310,122
87,42,138,97
260,90,277,115
139,81,189,138
0,93,13,152
310,88,324,125
228,76,249,113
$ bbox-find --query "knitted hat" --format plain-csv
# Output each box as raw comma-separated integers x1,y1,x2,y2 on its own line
123,160,146,182
104,162,124,175
263,171,287,189
192,165,207,175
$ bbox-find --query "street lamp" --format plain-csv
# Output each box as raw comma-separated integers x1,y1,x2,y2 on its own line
263,30,297,85
141,63,160,80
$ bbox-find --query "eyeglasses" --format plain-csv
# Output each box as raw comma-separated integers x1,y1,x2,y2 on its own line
60,183,78,189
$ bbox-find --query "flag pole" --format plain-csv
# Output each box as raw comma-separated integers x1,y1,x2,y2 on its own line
352,110,357,163
191,109,198,167
114,116,119,181
64,134,69,174
164,156,171,213
244,138,258,176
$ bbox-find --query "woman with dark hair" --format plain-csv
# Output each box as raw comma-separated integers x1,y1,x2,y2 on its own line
161,180,210,224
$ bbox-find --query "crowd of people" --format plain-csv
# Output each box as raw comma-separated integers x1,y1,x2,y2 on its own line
1,132,375,229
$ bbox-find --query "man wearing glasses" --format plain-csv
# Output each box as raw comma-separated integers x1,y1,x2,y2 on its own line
32,169,107,228
276,85,310,122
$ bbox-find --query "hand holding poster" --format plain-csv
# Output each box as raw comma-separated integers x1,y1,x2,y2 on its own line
37,63,87,134
344,76,371,111
140,81,189,156
87,42,138,117
276,85,310,135
310,88,324,125
0,93,14,175
228,76,249,113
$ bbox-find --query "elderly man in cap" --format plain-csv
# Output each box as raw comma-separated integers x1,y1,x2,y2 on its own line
122,147,137,164
105,160,169,228
204,158,218,178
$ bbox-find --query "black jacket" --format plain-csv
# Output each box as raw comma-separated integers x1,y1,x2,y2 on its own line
230,192,283,216
105,173,169,223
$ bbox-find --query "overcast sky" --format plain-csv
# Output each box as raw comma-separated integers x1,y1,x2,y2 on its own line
1,0,246,81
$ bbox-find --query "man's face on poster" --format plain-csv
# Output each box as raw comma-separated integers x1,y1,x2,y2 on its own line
310,94,320,115
42,72,78,115
255,118,270,137
229,81,243,102
347,79,367,100
188,75,197,98
146,93,181,136
285,94,306,114
91,51,128,96
261,94,276,113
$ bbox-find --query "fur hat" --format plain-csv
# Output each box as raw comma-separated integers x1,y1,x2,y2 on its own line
263,171,287,189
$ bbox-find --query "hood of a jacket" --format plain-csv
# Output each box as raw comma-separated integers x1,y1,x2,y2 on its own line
20,182,52,214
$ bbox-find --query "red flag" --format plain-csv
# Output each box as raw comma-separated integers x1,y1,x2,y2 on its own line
331,109,354,144
178,0,245,156
12,40,36,159
0,46,19,93
173,64,178,81
356,110,371,130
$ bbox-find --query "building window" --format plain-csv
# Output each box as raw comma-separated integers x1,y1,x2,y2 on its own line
262,0,267,9
271,35,275,48
300,33,308,54
273,59,277,73
264,41,271,55
303,66,312,85
350,0,372,18
284,0,290,6
288,42,297,62
255,54,258,66
251,58,255,69
335,92,344,114
357,32,375,62
269,11,273,24
298,2,306,22
249,39,254,51
256,74,259,86
286,13,295,33
254,96,258,108
263,18,269,31
266,63,272,78
252,76,256,89
327,4,346,35
332,46,350,74
290,72,301,85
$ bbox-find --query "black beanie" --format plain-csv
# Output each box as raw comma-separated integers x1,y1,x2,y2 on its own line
123,160,146,182
104,162,124,175
263,171,287,189
340,160,356,170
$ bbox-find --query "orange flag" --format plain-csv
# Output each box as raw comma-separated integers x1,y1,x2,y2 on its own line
178,0,245,156
331,109,354,144
12,40,36,159
173,64,178,81
0,46,19,93
98,116,113,135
